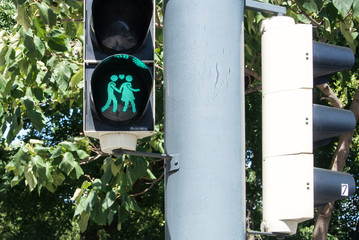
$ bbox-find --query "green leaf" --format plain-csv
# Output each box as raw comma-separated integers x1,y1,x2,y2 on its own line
60,141,78,151
46,55,59,70
296,0,318,12
76,149,89,159
117,222,122,231
7,107,23,143
23,29,36,55
44,162,54,183
24,163,37,191
27,108,45,131
55,62,71,92
34,16,46,38
118,205,129,223
43,182,56,193
101,164,113,185
92,178,108,192
12,145,29,163
59,152,76,175
81,180,92,190
70,161,84,179
64,21,78,38
50,145,63,159
102,190,117,210
34,36,45,60
353,0,359,18
10,174,24,188
5,47,15,63
25,65,38,85
36,2,57,28
32,87,44,101
52,172,66,186
78,211,90,233
31,155,47,178
76,190,97,215
92,201,107,225
15,5,31,30
111,161,121,176
122,195,142,212
65,0,82,8
71,188,83,203
33,146,50,156
70,68,83,87
47,30,70,52
21,98,46,131
127,157,149,181
333,0,353,17
107,207,116,225
303,1,318,12
146,169,157,180
22,29,45,61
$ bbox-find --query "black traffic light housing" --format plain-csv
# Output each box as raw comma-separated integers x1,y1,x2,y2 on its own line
312,41,356,147
311,41,356,207
84,0,155,153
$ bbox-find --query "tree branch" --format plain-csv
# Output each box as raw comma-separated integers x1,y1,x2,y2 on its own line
130,172,164,197
245,67,262,81
245,85,262,94
316,83,343,108
290,0,322,27
155,6,163,29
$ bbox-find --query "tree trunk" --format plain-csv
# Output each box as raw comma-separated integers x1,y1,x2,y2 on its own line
313,84,359,239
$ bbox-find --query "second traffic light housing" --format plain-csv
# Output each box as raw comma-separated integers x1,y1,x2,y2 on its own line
261,16,356,235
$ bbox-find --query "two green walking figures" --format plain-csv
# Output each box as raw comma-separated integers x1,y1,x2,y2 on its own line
101,74,140,113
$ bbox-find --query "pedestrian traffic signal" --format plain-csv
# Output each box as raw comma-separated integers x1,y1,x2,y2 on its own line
260,16,356,235
83,0,155,153
91,54,152,125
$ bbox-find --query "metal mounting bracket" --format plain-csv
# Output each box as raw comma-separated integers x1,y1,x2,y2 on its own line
247,230,289,240
112,149,180,173
245,0,287,16
164,153,179,173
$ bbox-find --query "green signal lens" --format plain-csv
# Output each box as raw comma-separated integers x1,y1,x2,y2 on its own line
91,54,152,125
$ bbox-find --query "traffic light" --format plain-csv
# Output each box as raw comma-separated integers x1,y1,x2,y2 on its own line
260,16,356,235
83,0,155,153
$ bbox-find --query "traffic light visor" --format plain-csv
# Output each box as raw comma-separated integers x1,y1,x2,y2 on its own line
91,0,153,53
91,54,153,125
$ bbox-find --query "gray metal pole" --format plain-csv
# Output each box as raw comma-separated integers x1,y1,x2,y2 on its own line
163,0,246,239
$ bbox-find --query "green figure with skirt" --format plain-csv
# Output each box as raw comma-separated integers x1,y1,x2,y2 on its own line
119,75,140,113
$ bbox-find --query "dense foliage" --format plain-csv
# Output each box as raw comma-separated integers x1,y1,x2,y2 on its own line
0,0,358,239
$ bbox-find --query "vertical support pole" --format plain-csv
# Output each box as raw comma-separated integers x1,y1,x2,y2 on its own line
164,0,246,239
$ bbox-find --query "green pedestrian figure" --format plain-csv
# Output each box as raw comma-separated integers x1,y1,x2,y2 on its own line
119,75,140,113
101,75,122,112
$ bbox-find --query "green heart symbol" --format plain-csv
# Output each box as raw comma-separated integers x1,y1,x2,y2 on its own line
119,74,125,80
